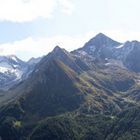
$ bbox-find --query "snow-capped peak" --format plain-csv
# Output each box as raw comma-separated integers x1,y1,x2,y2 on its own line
0,55,29,90
7,55,19,62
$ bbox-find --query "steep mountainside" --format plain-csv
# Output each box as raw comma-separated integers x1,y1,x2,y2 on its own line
2,46,138,119
114,41,140,72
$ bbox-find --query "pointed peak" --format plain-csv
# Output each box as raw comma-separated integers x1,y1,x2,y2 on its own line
52,46,67,55
94,33,112,40
0,55,20,62
42,46,69,63
95,33,107,37
53,45,62,51
83,32,121,48
7,55,18,60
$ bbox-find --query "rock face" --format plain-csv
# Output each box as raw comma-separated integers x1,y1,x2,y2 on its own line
73,33,121,60
119,41,140,72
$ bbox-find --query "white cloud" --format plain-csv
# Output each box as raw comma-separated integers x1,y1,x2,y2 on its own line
102,30,140,42
0,0,74,22
0,32,96,61
58,0,75,15
1,30,140,61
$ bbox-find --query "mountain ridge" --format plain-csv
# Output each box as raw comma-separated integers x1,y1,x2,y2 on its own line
1,33,140,139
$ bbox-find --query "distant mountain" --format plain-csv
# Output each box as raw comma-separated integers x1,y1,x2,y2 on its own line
73,33,121,60
0,55,28,90
28,57,42,65
0,55,41,90
74,33,140,72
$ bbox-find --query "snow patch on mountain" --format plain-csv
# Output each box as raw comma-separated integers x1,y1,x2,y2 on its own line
116,44,124,49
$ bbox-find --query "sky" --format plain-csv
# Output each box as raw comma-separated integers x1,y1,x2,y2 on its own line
0,0,140,61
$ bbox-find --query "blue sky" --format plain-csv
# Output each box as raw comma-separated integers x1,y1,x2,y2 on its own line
0,0,140,60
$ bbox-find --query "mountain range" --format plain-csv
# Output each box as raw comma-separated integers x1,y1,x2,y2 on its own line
0,33,140,140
